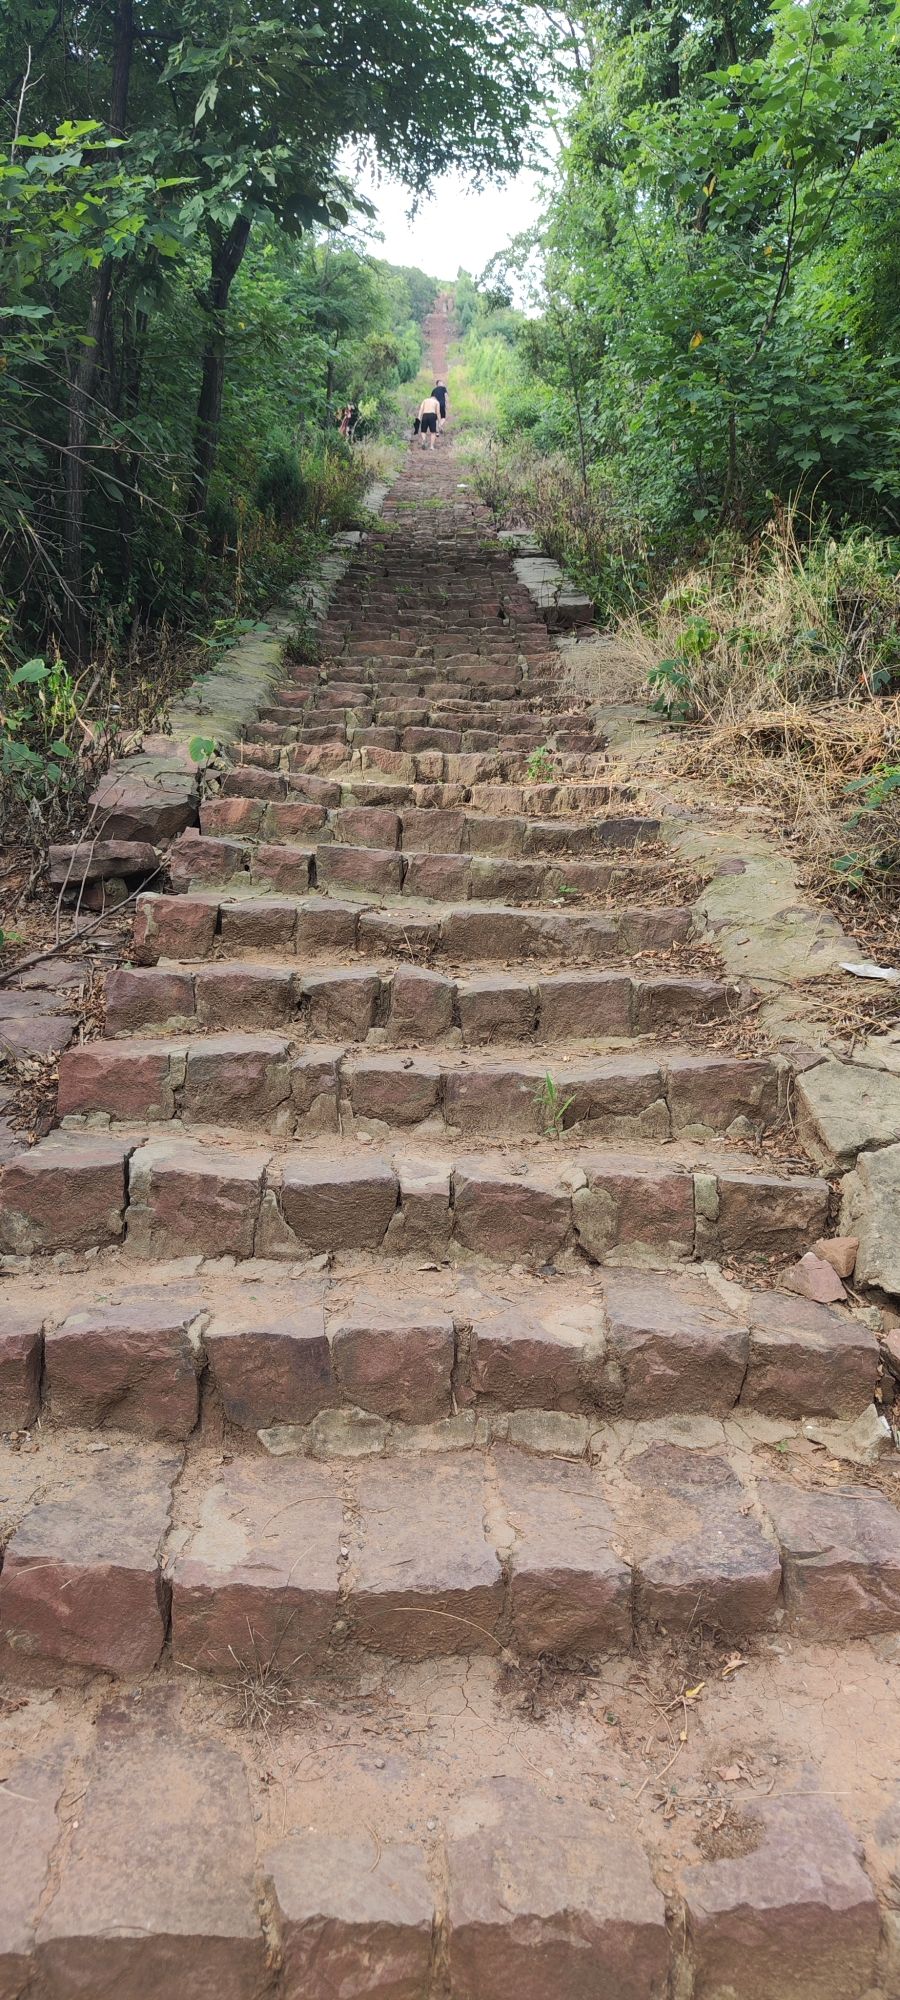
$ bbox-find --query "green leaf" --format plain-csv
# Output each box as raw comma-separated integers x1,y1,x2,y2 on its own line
11,659,49,685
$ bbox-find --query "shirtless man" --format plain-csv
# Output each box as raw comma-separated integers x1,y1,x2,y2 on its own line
417,392,441,450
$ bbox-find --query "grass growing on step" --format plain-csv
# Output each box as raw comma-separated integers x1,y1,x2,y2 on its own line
525,745,558,783
220,1614,315,1732
534,1072,575,1139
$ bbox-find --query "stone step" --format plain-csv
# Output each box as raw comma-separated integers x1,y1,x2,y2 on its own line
2,1265,875,1442
287,742,609,788
0,1689,888,1999
0,1131,830,1265
200,798,658,860
104,959,741,1040
58,1037,785,1144
228,766,634,817
170,832,667,903
133,891,694,967
1,1438,898,1686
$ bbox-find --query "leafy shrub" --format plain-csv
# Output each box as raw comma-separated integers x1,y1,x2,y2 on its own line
622,515,900,723
834,765,900,894
204,485,240,554
256,447,307,527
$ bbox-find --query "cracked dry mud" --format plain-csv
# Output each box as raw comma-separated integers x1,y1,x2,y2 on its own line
2,304,900,2000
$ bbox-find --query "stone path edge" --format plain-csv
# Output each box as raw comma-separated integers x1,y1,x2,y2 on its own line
86,478,394,849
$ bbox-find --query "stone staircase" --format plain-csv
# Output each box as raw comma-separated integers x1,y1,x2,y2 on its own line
2,316,899,1997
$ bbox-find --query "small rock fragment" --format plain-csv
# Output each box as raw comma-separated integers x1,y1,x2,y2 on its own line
813,1235,859,1279
781,1252,847,1305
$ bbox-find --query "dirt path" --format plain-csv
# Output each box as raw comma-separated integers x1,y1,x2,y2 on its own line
1,304,899,1998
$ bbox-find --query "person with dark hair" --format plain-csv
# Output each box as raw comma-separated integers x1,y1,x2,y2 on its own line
433,380,448,431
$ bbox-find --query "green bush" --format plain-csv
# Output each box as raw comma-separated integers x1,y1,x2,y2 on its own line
256,447,307,527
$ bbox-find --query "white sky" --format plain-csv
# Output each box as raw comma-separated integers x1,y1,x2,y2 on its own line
357,164,550,282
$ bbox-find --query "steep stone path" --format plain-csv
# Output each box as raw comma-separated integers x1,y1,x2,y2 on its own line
2,308,900,1997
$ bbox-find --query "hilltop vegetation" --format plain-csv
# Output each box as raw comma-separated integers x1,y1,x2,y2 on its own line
0,0,543,838
451,0,900,916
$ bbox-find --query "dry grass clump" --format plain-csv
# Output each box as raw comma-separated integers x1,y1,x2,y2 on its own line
619,506,900,719
607,509,900,924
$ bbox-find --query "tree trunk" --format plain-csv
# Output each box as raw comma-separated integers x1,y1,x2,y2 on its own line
62,0,133,657
188,214,253,527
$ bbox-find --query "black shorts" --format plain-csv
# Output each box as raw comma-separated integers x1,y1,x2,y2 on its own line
420,413,437,434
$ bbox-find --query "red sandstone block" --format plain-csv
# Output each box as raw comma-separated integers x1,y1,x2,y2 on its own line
302,968,381,1039
291,1049,341,1131
627,1445,781,1635
234,738,283,765
350,1459,502,1657
456,974,537,1044
288,773,342,806
464,813,525,857
331,806,401,849
401,807,467,852
499,1454,632,1658
317,844,403,895
452,1157,570,1264
57,1040,177,1121
295,899,360,953
0,1744,68,1991
714,1170,830,1259
447,1780,668,2000
105,965,195,1034
278,1155,398,1251
45,1291,202,1438
172,1459,343,1673
634,974,733,1033
666,1053,781,1135
200,796,264,837
262,800,327,841
345,1055,441,1127
250,843,313,892
468,1301,586,1410
222,763,284,798
195,962,296,1029
126,1139,268,1258
218,897,299,951
0,1446,177,1678
387,965,454,1041
443,1065,542,1136
265,1834,434,2000
133,892,218,964
470,856,547,902
403,852,473,901
603,1271,748,1416
168,833,248,890
681,1795,880,2000
0,1306,43,1429
386,1162,452,1257
618,907,692,951
743,1292,877,1417
0,1136,128,1253
402,727,462,753
330,1303,453,1422
538,970,631,1040
761,1480,900,1637
206,1293,333,1428
181,1032,293,1128
34,1714,265,2000
573,1153,695,1263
